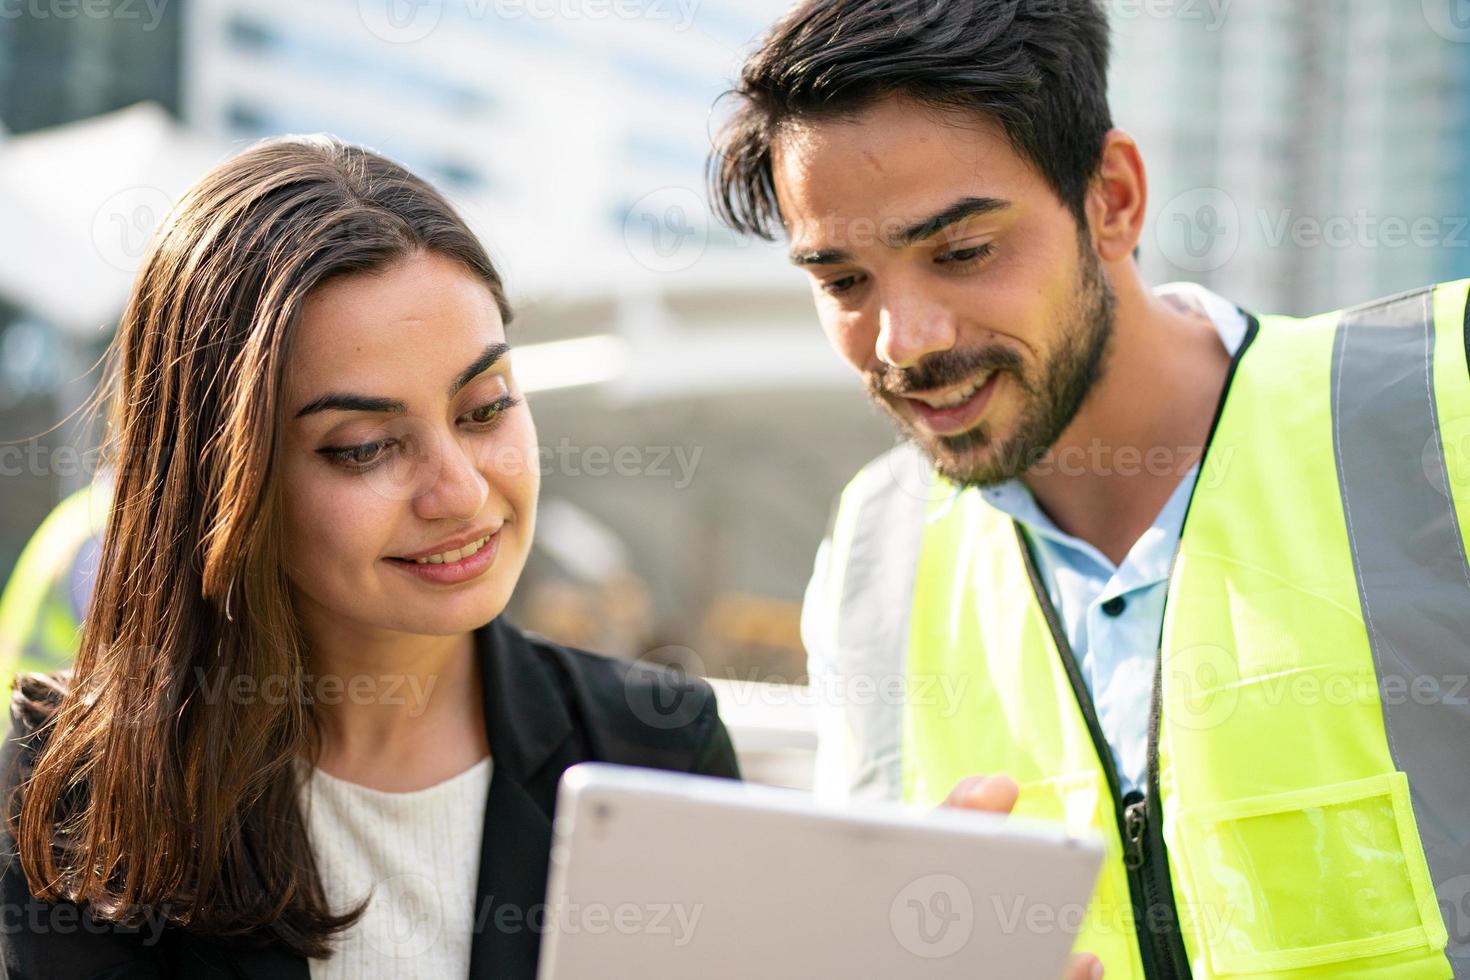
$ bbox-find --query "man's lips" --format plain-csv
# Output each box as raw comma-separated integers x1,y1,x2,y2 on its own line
894,371,1003,437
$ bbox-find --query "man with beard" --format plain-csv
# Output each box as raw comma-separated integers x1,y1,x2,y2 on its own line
709,1,1470,979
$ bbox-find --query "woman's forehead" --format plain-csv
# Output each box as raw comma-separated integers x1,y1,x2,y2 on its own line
287,253,508,398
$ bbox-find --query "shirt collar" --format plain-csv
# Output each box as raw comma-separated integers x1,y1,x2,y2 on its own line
977,281,1241,586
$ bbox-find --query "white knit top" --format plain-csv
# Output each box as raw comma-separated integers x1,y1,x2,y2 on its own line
299,755,493,979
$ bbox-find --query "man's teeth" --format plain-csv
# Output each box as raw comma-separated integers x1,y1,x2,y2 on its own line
915,373,992,409
409,534,492,565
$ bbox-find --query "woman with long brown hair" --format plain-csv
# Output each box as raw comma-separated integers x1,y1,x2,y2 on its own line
0,135,738,979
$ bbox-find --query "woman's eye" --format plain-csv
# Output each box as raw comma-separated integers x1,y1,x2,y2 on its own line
324,439,394,470
463,395,519,427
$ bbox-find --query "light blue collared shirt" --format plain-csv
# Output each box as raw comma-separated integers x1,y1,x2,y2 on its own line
977,283,1246,796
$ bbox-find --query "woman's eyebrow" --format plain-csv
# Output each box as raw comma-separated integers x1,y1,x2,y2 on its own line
293,342,511,419
449,342,511,397
293,394,405,419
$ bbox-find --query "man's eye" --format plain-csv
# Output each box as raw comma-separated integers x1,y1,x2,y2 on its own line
822,274,863,296
937,243,995,265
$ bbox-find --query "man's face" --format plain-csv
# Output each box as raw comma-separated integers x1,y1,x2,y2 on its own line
772,96,1116,486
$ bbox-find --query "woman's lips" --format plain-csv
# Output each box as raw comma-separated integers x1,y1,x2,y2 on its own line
901,372,1002,437
383,530,501,585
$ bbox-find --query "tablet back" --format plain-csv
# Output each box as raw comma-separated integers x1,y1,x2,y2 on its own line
536,763,1103,980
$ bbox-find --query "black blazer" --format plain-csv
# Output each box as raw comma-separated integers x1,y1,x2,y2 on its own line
0,617,741,979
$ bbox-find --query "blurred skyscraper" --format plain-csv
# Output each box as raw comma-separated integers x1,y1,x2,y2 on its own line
1114,0,1470,315
0,0,182,134
181,0,797,294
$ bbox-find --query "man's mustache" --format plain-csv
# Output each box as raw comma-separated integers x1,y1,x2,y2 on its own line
866,346,1024,398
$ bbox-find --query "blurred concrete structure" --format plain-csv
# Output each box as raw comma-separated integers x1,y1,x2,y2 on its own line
708,677,816,790
0,103,223,333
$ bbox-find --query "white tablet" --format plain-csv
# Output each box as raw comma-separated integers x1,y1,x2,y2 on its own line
536,763,1104,980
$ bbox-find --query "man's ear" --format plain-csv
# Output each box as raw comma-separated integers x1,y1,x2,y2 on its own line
1087,130,1148,264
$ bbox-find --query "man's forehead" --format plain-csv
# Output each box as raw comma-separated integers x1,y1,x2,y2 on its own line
772,112,1024,241
771,100,1013,169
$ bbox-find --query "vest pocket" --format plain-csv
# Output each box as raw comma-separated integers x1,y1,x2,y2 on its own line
1174,771,1447,975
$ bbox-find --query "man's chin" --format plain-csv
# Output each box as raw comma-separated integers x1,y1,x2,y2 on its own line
879,402,1030,487
910,432,1015,489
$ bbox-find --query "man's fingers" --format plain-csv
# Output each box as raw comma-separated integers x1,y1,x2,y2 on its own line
1065,953,1104,980
938,778,1094,978
939,773,1020,814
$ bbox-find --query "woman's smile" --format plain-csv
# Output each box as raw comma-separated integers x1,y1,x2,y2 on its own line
383,528,502,585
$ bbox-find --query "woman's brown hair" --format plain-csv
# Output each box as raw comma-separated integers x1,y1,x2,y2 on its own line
7,135,511,955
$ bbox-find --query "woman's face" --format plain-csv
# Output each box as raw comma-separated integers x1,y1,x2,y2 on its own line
278,250,538,640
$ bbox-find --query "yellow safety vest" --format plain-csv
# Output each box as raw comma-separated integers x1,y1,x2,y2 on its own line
817,281,1470,978
0,479,112,692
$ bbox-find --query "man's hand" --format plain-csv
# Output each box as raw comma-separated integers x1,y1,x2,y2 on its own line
939,775,1105,980
941,773,1021,813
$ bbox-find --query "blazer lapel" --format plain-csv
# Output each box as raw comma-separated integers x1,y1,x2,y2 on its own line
468,769,555,979
227,944,312,980
468,618,577,980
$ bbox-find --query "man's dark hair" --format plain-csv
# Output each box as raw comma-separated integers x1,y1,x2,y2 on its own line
709,0,1115,239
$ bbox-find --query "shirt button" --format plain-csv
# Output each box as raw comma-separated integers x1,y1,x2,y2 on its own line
1101,596,1127,617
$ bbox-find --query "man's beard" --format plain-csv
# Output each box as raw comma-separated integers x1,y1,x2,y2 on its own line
865,242,1116,488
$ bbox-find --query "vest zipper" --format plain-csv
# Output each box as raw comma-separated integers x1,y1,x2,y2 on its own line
1015,525,1191,980
1121,791,1148,870
1000,314,1258,977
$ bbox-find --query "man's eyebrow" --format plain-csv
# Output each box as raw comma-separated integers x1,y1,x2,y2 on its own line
293,342,511,419
790,247,852,267
788,197,1011,266
894,196,1010,246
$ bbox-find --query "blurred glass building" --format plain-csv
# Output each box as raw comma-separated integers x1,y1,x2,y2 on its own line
1119,0,1470,315
0,0,181,133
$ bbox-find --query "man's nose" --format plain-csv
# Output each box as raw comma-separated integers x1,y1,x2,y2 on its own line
874,293,958,370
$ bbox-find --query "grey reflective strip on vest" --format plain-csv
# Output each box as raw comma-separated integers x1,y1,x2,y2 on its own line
830,445,933,802
1331,285,1470,966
